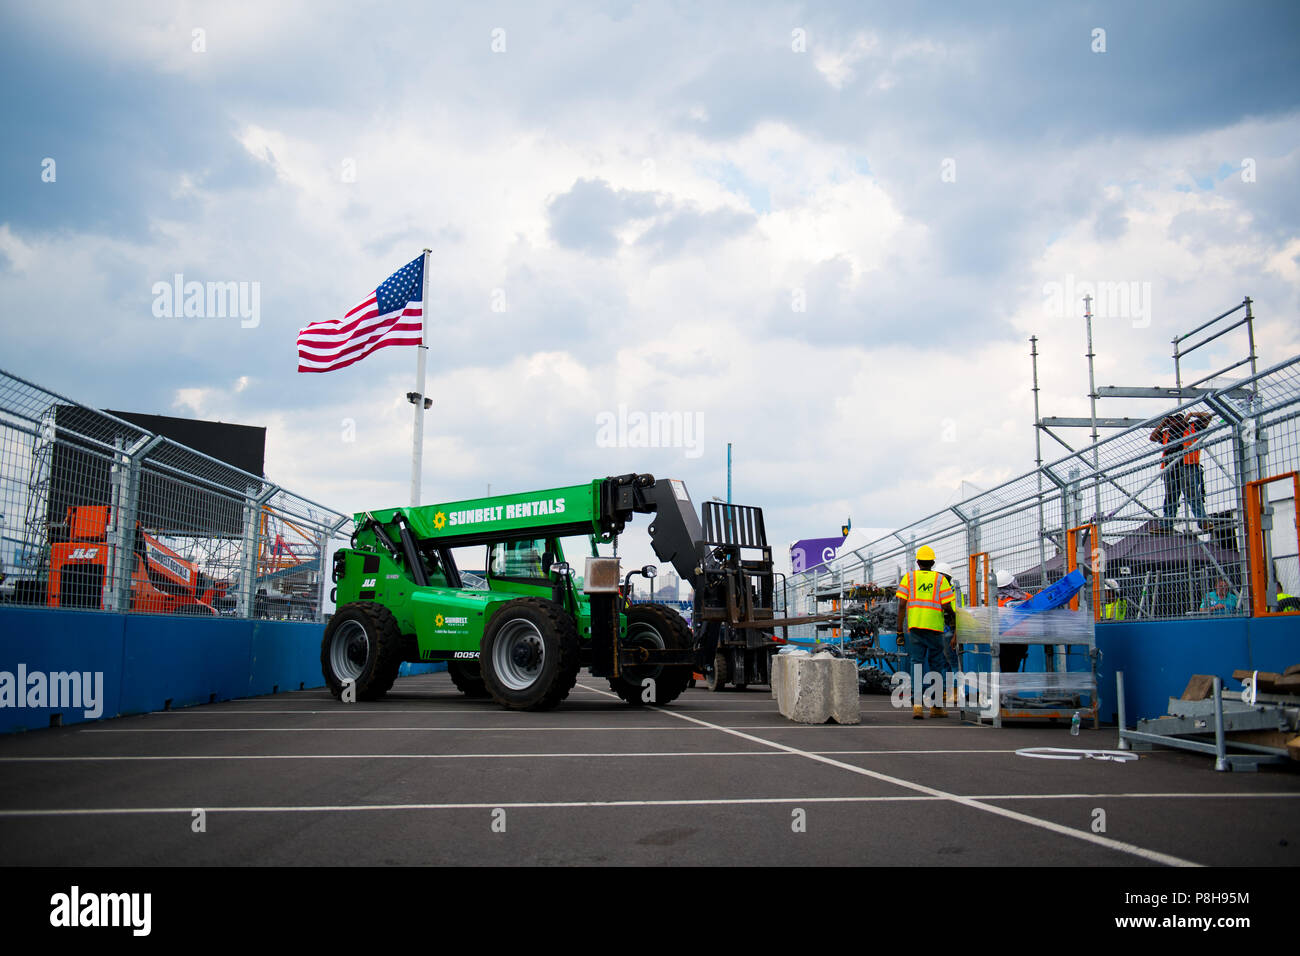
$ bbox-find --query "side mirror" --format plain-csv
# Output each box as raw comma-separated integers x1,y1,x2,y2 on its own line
641,565,657,579
551,561,573,578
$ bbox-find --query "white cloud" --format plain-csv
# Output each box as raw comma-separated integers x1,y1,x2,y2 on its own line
813,31,879,90
2,2,1298,583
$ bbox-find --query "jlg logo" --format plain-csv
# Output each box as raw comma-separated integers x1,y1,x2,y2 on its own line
69,548,99,560
361,578,376,588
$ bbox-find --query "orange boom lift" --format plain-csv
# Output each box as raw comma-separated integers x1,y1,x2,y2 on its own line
46,505,227,615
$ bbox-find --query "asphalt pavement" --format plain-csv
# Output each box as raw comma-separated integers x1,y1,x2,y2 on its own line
1,672,1296,866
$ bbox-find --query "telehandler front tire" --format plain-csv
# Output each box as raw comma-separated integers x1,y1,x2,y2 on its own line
609,602,693,706
321,602,404,701
480,598,580,711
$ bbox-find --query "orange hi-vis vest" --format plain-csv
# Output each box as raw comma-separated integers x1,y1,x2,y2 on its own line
896,569,955,632
1161,423,1201,467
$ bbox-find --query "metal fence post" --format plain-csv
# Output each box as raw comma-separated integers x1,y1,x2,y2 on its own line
1116,671,1129,749
107,434,162,612
320,516,350,622
239,485,278,618
316,527,332,623
105,435,127,612
962,505,980,576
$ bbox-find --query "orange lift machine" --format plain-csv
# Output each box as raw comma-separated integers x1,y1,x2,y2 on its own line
46,505,226,615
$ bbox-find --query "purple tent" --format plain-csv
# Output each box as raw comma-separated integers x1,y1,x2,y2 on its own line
1013,520,1241,617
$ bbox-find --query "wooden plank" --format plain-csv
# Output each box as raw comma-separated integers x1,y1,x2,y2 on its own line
1284,663,1300,677
1288,736,1300,762
1233,670,1283,690
1180,675,1216,701
1273,674,1300,694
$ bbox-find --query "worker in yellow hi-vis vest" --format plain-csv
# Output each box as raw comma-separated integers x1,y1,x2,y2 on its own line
934,562,965,705
896,546,957,719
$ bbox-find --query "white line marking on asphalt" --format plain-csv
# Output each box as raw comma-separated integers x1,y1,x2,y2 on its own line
80,726,708,733
1,751,792,761
139,710,524,716
137,708,891,716
573,682,1202,867
2,791,1296,819
967,793,1300,801
196,703,928,716
0,749,1025,762
0,796,939,816
79,724,990,733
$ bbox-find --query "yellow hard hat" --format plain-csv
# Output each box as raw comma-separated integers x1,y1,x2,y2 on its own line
917,545,936,562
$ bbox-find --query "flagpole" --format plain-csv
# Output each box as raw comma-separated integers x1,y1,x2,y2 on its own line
410,248,431,506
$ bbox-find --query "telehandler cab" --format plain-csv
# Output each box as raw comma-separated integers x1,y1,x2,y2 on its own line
322,473,831,710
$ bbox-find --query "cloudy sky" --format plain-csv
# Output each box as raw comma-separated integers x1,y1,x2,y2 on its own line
3,1,1298,574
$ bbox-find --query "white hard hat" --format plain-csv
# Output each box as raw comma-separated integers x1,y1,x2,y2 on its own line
1105,578,1120,591
933,562,954,578
995,570,1014,589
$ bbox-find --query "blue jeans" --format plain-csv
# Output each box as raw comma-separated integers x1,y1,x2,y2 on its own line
942,627,960,674
907,628,947,701
1163,463,1206,521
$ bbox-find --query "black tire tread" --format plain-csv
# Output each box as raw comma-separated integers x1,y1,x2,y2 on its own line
481,597,580,711
447,659,490,698
608,602,694,707
321,601,405,701
706,650,728,692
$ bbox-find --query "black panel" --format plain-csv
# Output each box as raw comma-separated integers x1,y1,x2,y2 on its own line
106,410,265,476
45,405,265,539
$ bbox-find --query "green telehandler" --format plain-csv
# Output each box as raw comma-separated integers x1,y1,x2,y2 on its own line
322,472,831,710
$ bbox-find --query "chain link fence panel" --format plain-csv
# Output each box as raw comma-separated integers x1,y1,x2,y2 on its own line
0,368,350,622
782,352,1300,639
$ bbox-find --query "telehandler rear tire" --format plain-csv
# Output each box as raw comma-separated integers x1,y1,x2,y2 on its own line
480,597,580,711
321,602,404,701
447,659,491,698
608,602,693,707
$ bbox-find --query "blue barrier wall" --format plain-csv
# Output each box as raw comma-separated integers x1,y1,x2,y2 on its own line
6,605,1289,732
1096,615,1298,724
0,608,127,732
951,617,1297,722
793,617,1296,725
0,606,445,733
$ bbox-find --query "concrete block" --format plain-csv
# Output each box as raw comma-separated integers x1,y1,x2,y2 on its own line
771,651,807,698
773,653,860,724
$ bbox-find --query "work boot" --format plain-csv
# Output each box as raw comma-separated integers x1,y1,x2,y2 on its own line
930,706,948,718
912,705,925,720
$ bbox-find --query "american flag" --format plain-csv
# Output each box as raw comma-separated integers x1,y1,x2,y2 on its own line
297,255,424,373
